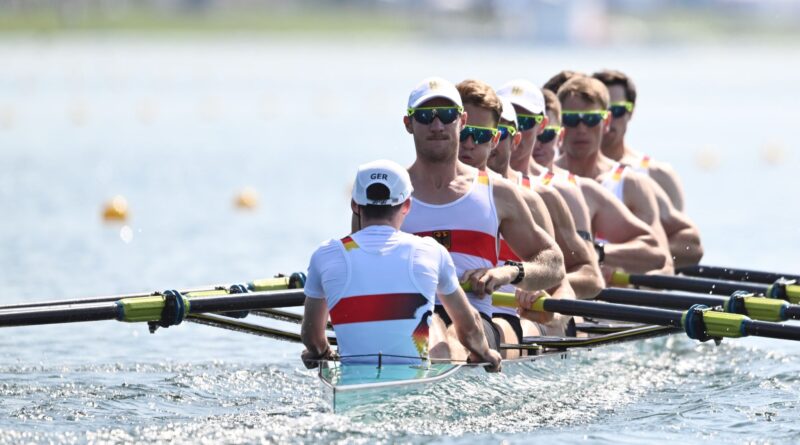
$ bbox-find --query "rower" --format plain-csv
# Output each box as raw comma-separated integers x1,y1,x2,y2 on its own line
396,77,565,361
454,79,588,351
499,79,667,281
554,76,702,273
494,80,602,301
301,160,501,371
592,69,704,268
593,70,685,210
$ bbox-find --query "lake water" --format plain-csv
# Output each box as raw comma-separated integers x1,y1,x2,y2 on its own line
1,35,800,443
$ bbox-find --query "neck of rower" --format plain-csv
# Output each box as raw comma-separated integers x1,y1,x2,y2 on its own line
408,158,460,190
602,137,626,162
560,149,603,178
509,145,532,175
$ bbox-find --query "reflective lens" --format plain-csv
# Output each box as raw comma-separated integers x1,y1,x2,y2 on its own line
561,111,607,128
498,124,517,141
609,101,634,118
536,126,562,143
460,125,499,144
407,106,464,125
517,113,544,131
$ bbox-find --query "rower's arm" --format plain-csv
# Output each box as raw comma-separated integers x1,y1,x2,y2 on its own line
439,288,500,371
645,176,704,268
649,161,686,211
582,180,667,274
551,180,593,234
535,186,603,300
300,297,331,359
495,181,566,292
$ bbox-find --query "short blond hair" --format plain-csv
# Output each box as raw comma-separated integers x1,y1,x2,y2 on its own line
456,79,503,125
542,89,561,121
557,76,610,110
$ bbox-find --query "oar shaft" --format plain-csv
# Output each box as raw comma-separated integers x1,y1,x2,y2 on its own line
0,289,307,328
0,303,120,327
0,276,299,311
597,288,727,309
678,265,800,284
540,298,684,328
619,273,767,295
743,320,800,341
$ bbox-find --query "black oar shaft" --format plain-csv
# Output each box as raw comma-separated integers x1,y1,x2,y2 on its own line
679,265,800,284
0,289,307,328
597,288,727,309
744,320,800,341
187,290,305,314
0,303,120,327
624,273,767,295
541,298,684,328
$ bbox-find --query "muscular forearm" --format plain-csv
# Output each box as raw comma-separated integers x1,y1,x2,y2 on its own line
669,228,704,268
604,236,667,273
300,321,330,356
567,263,605,299
520,248,566,291
455,308,493,359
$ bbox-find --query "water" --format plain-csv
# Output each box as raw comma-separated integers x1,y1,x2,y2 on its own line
2,36,800,443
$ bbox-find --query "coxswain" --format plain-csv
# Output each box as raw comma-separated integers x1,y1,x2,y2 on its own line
301,160,501,371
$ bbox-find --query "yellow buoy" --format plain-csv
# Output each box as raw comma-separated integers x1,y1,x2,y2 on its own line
761,142,786,165
695,146,720,171
102,195,129,221
235,187,258,210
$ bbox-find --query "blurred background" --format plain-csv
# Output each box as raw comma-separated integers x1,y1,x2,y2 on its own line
2,3,800,443
1,0,799,298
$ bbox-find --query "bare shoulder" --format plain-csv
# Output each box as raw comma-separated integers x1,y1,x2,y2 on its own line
492,176,527,218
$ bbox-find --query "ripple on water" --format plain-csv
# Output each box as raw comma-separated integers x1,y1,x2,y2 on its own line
1,335,800,444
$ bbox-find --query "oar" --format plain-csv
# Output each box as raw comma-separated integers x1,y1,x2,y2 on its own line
678,265,800,284
0,288,306,328
0,273,306,311
490,292,800,342
610,270,800,304
188,313,336,344
596,287,800,322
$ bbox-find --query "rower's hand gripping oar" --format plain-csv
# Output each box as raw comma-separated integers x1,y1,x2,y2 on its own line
611,270,800,304
489,291,800,343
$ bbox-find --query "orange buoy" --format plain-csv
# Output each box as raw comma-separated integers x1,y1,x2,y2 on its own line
102,195,129,221
235,187,258,210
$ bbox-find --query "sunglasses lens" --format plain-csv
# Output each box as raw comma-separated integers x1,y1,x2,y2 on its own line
498,127,509,140
537,129,557,143
562,114,580,128
517,116,533,131
610,106,627,118
437,108,459,124
412,109,434,124
583,114,602,127
460,127,495,144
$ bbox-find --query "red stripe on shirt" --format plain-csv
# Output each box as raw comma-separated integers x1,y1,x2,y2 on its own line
414,229,498,264
498,239,521,262
329,293,428,325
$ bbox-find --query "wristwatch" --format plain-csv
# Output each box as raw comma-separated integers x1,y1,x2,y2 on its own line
504,260,525,285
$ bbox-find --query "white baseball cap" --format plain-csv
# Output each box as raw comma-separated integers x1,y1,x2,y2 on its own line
499,96,518,126
407,77,463,109
352,160,414,206
497,79,545,114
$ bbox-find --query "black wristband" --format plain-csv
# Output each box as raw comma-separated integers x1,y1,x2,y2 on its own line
594,241,605,264
504,260,525,285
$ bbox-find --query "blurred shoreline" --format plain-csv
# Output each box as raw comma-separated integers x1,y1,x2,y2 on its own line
1,1,799,45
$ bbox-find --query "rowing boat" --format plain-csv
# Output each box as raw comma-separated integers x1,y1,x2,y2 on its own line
4,267,800,415
318,324,676,412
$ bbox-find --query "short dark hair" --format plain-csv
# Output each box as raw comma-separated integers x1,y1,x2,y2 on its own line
543,70,584,94
592,69,637,104
359,183,403,219
456,79,503,125
542,89,561,120
557,77,610,110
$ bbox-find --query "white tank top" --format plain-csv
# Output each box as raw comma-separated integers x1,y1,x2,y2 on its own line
305,226,459,365
601,162,628,202
401,169,500,316
632,155,651,175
